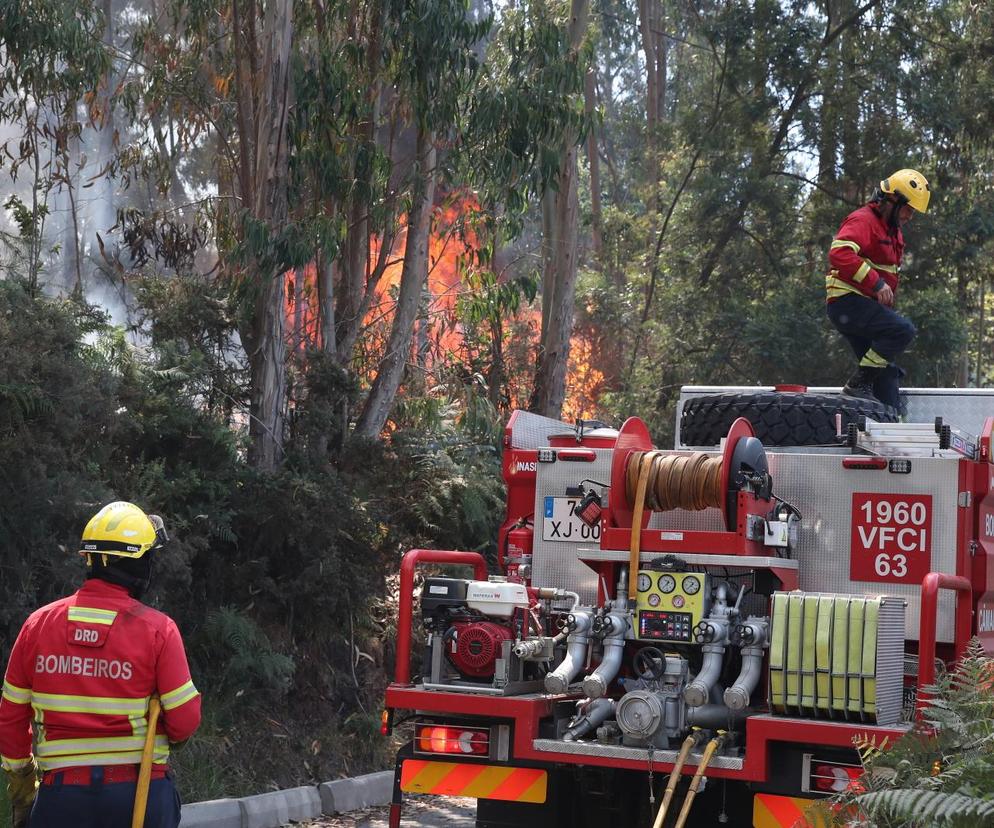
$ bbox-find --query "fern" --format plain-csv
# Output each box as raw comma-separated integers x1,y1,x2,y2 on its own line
836,639,994,827
201,607,295,699
857,790,994,824
0,381,54,423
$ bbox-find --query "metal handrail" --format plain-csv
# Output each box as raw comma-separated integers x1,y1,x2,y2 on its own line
393,548,488,686
916,571,972,715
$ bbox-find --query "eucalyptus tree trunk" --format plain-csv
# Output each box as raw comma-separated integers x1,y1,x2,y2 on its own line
818,0,842,185
243,0,293,470
529,0,590,419
638,0,666,205
353,130,437,439
335,1,385,366
95,0,117,240
317,242,336,352
585,67,602,262
59,127,82,294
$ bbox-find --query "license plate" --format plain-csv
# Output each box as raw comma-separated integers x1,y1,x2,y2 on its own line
543,497,601,543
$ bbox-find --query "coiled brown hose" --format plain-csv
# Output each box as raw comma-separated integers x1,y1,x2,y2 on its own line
626,451,724,601
626,451,724,513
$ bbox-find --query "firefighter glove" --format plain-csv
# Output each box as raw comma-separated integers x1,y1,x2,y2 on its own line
6,757,38,828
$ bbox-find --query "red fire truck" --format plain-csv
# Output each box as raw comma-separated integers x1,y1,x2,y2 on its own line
383,386,994,827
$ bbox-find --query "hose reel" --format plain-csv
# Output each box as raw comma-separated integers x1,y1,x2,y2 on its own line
624,451,724,513
611,415,770,531
608,417,772,601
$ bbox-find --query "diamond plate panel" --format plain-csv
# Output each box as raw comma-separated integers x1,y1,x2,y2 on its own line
531,450,613,603
531,738,744,769
508,410,579,449
902,389,994,438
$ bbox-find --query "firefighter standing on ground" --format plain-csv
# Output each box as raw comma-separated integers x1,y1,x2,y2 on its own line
826,168,931,408
0,502,201,828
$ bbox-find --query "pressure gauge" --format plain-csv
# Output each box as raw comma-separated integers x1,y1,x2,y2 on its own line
637,573,653,592
647,593,661,608
683,576,701,595
657,574,676,594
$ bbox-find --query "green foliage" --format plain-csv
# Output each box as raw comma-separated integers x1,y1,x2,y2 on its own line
0,280,123,626
200,608,295,700
389,0,492,132
0,0,111,286
900,287,970,388
0,282,512,798
387,390,505,561
2,196,47,241
461,0,591,223
835,640,994,826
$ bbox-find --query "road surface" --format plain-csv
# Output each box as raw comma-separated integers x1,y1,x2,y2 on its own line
306,794,730,826
307,795,476,827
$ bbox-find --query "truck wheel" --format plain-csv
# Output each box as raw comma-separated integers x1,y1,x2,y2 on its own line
679,391,898,447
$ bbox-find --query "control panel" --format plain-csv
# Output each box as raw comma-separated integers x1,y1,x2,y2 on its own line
634,570,708,643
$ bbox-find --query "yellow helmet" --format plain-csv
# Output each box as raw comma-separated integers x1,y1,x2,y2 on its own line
880,169,931,213
80,502,165,560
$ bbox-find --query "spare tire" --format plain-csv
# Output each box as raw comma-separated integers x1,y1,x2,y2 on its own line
679,391,899,447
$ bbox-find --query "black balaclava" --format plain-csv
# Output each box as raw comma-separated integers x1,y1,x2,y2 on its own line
88,551,155,600
871,188,905,236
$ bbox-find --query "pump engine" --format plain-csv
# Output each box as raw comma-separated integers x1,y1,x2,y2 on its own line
419,576,568,694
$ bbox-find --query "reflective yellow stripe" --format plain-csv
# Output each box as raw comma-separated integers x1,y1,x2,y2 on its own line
160,680,199,711
868,259,898,273
860,349,888,368
830,239,860,253
38,742,169,772
32,692,149,716
130,713,147,737
2,681,32,705
853,261,872,283
67,607,118,625
1,755,33,772
825,274,864,299
36,734,164,757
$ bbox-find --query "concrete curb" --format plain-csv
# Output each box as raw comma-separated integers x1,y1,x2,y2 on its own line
319,772,394,814
179,771,394,828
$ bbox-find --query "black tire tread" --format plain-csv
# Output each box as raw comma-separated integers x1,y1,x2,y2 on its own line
680,391,899,447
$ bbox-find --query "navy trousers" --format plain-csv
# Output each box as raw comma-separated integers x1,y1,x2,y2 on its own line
30,769,181,828
826,293,916,409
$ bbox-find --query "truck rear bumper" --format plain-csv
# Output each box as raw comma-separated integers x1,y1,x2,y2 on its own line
386,684,910,782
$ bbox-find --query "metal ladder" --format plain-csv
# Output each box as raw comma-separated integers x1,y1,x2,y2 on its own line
847,417,978,459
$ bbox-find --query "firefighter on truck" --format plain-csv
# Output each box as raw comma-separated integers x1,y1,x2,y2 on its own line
0,502,201,828
827,167,930,409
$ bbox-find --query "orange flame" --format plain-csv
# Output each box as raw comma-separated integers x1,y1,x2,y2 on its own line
284,193,601,419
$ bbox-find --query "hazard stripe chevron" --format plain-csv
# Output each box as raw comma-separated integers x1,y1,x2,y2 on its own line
401,760,547,803
753,793,821,827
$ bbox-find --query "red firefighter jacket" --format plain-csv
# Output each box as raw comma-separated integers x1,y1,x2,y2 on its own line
827,204,905,302
0,579,201,772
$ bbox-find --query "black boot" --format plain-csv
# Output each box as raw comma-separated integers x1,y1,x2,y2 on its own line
843,366,882,401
